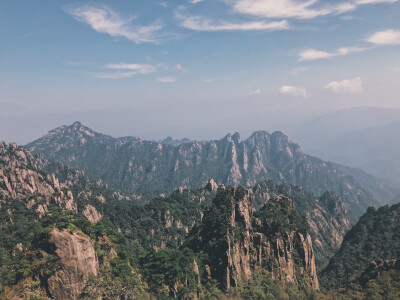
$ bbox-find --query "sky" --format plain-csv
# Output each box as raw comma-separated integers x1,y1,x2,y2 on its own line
1,0,400,143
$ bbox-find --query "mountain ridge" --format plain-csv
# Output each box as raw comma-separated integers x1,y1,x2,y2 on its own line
26,122,395,222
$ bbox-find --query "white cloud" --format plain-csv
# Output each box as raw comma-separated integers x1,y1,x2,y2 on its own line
299,28,400,62
94,62,157,79
176,13,288,31
299,46,367,61
280,85,308,97
229,0,398,19
157,77,176,83
299,49,336,61
66,4,164,44
173,64,187,72
366,29,400,45
248,89,261,96
324,77,363,93
202,77,230,83
106,63,156,74
355,0,397,4
191,0,204,3
230,0,330,19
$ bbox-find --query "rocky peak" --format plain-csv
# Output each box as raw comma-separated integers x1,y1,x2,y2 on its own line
232,132,241,143
161,136,192,146
188,186,319,291
205,178,219,192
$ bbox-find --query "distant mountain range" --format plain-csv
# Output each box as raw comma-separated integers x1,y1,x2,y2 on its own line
285,107,400,186
26,121,398,222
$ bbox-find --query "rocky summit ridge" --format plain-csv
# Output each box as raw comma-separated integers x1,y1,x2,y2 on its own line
26,122,393,222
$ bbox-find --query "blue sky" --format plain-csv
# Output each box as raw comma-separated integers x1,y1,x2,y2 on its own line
1,0,400,143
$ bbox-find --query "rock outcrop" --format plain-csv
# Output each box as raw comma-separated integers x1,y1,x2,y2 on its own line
82,204,103,224
0,142,77,212
188,187,319,291
47,229,98,300
251,181,351,269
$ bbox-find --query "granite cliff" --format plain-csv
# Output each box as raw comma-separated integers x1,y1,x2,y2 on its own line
187,187,319,291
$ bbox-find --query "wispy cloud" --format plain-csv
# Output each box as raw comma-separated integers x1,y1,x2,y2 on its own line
95,72,141,79
298,28,400,62
299,46,368,61
157,77,176,83
176,13,288,31
191,0,204,3
248,89,261,96
289,67,307,75
230,0,329,19
228,0,398,19
280,85,308,97
366,29,400,45
106,63,156,74
203,77,230,83
94,62,157,79
66,4,164,44
324,77,363,93
173,64,187,72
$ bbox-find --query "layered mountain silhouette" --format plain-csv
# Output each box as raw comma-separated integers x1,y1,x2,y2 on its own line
26,122,397,221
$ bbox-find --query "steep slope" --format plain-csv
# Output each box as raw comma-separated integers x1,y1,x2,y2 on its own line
26,122,384,221
251,181,351,269
320,202,400,289
333,259,400,299
0,143,146,299
186,186,319,291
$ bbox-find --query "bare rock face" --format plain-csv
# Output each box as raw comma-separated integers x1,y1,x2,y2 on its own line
189,187,319,291
47,229,98,300
205,178,219,192
82,204,103,224
251,181,351,270
0,142,77,212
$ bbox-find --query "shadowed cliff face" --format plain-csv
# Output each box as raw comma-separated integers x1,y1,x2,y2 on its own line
26,122,383,222
48,229,98,300
187,187,319,291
